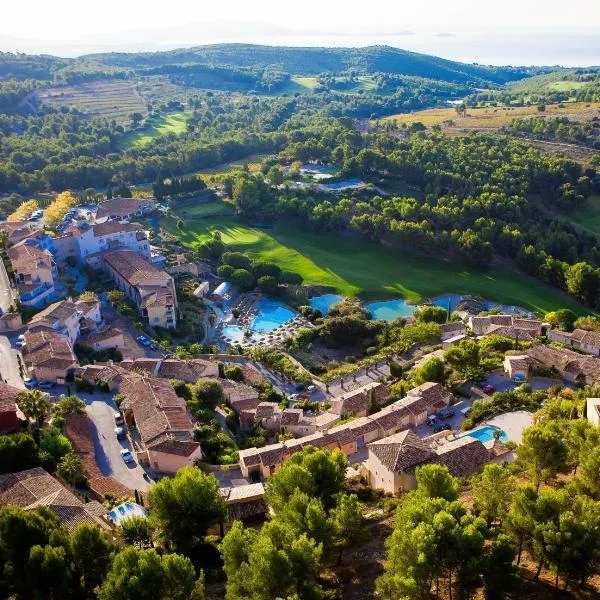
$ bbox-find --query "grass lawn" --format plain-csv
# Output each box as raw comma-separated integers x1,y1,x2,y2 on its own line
168,215,588,313
173,201,234,218
564,195,600,236
120,111,191,149
547,81,588,92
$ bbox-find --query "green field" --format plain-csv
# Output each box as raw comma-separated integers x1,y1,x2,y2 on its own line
174,201,234,218
547,81,588,92
169,215,588,314
120,111,191,149
564,195,600,236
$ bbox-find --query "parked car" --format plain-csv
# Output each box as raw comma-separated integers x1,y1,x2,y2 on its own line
288,393,298,401
426,415,437,426
434,423,452,433
114,412,124,425
482,384,496,394
306,385,316,394
136,335,151,347
120,448,135,464
114,426,126,439
37,380,55,390
23,377,38,389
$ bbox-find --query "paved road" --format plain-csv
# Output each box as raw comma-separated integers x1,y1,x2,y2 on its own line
0,260,15,313
0,336,24,388
77,389,151,491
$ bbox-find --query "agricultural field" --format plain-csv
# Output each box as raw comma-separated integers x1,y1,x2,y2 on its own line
383,102,600,130
167,213,586,313
34,80,147,124
120,111,191,149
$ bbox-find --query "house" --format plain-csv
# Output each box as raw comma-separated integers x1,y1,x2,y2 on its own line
192,282,210,298
75,298,103,334
400,382,452,426
0,382,20,433
468,315,544,340
78,326,125,352
120,376,201,474
221,482,267,523
94,197,154,223
221,379,261,412
0,467,110,531
22,330,77,383
586,398,600,426
503,355,536,380
365,431,490,494
440,321,467,341
442,334,468,350
54,221,150,265
102,249,177,328
28,298,81,345
330,382,390,418
0,221,36,247
527,343,600,386
547,328,600,356
7,244,57,307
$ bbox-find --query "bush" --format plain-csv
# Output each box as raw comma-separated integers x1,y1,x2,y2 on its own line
414,305,447,324
216,264,235,279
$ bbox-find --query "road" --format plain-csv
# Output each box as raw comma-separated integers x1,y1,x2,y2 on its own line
77,389,151,491
0,259,15,313
0,336,24,388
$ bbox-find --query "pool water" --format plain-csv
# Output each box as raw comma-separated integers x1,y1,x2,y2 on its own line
364,298,416,321
456,425,508,444
107,501,148,525
433,294,461,314
221,325,261,344
323,178,363,190
250,298,296,332
309,294,343,315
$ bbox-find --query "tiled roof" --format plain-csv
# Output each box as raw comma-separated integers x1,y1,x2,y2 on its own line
488,325,536,341
102,250,171,286
91,221,146,238
149,439,200,457
570,329,600,348
505,355,534,371
434,437,490,477
157,359,216,382
22,330,76,370
0,382,20,412
255,402,276,419
440,322,466,335
7,243,52,273
96,197,153,220
78,326,123,346
280,408,303,425
239,447,261,468
257,443,288,467
221,380,260,406
0,467,110,531
119,358,160,376
30,299,78,325
368,430,435,472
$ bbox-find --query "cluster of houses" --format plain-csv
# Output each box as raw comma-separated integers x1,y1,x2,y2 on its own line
1,197,180,330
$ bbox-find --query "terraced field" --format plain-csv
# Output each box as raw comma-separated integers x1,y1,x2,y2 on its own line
35,80,147,124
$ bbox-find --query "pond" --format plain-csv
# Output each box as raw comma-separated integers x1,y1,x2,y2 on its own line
455,425,508,444
364,298,417,321
309,293,343,315
250,298,296,333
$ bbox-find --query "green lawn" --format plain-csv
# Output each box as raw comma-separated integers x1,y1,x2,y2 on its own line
120,111,191,149
547,81,588,92
169,215,588,314
564,195,600,236
174,201,234,218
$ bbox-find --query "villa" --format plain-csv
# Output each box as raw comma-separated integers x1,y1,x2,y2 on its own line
525,343,600,386
330,381,391,418
468,315,545,340
102,249,178,328
94,197,154,223
503,354,536,380
28,298,82,345
7,243,58,308
22,330,78,383
440,321,467,341
547,328,600,356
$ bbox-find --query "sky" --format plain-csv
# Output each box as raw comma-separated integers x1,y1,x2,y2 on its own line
1,0,599,65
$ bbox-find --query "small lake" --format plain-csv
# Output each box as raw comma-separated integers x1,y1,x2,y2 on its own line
308,294,343,315
250,298,296,333
364,298,417,321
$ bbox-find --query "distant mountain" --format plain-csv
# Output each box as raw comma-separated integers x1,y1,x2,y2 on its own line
0,44,547,86
83,44,537,85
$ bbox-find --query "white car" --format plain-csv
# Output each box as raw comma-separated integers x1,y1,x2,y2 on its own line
306,385,316,394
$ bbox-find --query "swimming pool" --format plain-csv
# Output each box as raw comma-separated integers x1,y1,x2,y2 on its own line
323,178,363,190
364,298,417,321
221,325,262,344
309,294,343,315
455,425,508,444
432,294,461,314
250,298,296,332
107,501,148,525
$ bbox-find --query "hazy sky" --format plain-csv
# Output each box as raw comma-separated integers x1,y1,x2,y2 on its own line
1,0,599,65
3,0,598,39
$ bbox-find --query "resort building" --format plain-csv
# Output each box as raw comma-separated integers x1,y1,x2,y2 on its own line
503,355,536,381
22,330,78,383
78,326,125,352
365,431,490,494
468,315,545,341
7,243,58,308
330,382,391,418
440,321,467,341
119,376,201,474
94,197,154,223
547,328,600,356
102,249,177,328
54,221,150,265
28,298,81,345
525,343,600,386
0,467,110,532
0,221,36,247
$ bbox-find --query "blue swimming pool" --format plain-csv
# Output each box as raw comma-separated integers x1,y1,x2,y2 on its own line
309,294,343,315
432,294,461,314
456,425,508,444
250,298,296,332
364,298,417,321
221,325,261,344
323,178,363,190
108,501,148,525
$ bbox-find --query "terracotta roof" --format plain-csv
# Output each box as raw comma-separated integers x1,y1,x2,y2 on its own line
96,197,153,220
30,299,78,325
239,447,261,468
255,402,276,419
149,439,200,457
434,437,490,477
7,243,52,273
78,326,123,346
257,443,288,467
0,382,20,413
22,330,77,370
331,382,390,416
90,220,146,238
488,325,536,341
504,355,534,371
221,380,260,409
440,322,466,335
0,467,110,531
102,250,171,286
157,359,217,382
570,329,600,348
368,430,435,472
280,408,303,425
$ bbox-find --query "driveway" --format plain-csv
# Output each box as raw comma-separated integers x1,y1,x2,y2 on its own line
75,388,151,491
0,336,24,388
